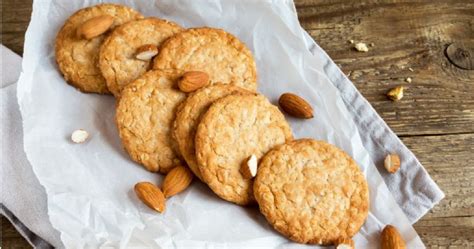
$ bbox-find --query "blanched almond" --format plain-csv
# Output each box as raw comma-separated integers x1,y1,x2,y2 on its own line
76,15,114,40
162,165,193,198
135,44,159,61
134,182,166,213
240,154,258,179
278,93,313,119
177,71,209,93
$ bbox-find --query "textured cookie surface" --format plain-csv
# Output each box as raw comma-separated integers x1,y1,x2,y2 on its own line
55,4,143,94
153,28,257,91
173,84,249,180
116,70,185,174
100,18,183,97
195,94,292,205
254,139,369,245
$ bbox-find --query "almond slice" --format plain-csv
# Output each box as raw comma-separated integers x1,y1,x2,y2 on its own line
384,154,401,173
240,154,258,179
162,165,193,198
134,182,166,213
135,44,159,61
387,86,404,101
335,237,355,249
71,129,89,143
177,71,209,93
381,225,406,249
278,93,313,119
76,15,114,40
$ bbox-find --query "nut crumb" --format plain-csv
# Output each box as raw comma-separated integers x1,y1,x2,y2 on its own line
369,43,375,47
348,39,354,44
354,42,369,52
405,77,412,83
71,129,89,143
384,154,401,173
408,67,414,72
387,86,404,101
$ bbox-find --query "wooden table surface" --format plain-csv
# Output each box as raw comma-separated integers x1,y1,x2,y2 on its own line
1,0,473,248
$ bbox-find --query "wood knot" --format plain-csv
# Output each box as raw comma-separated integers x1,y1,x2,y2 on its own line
445,43,474,70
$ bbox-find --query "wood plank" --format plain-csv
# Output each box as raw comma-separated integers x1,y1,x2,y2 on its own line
1,216,33,249
414,216,474,248
296,0,474,136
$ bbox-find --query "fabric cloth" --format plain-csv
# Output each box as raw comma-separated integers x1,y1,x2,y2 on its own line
1,7,443,246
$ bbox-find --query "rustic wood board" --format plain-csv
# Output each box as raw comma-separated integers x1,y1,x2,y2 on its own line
1,0,473,248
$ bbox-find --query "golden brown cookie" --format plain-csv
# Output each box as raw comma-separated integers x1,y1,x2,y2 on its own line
55,4,143,94
116,69,186,174
254,139,369,245
99,18,183,97
173,84,249,180
153,28,258,91
195,94,293,205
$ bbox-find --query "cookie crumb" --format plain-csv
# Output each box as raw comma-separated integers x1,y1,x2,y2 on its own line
71,129,89,143
369,43,375,47
387,86,404,101
354,42,369,52
405,77,412,83
348,39,354,44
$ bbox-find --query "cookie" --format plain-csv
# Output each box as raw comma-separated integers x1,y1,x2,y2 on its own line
116,69,186,174
153,27,258,91
195,94,293,205
253,139,369,245
99,18,183,97
55,4,143,94
173,84,249,180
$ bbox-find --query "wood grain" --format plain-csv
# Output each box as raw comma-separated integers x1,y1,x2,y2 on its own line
1,0,473,248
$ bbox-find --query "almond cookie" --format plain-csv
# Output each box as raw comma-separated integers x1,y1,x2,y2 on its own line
173,84,249,180
99,18,183,97
153,28,257,91
55,4,143,94
116,70,185,174
195,94,293,205
254,139,369,245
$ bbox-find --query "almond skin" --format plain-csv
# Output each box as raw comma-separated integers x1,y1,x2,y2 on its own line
177,71,209,93
384,154,401,173
134,182,166,213
162,165,193,198
381,225,406,249
278,93,313,119
135,44,159,61
76,15,114,40
334,237,354,249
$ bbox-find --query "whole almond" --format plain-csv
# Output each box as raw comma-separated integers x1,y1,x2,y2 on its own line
162,165,193,198
134,182,166,213
335,237,354,249
240,154,258,179
178,71,209,93
278,93,313,119
135,44,159,61
76,15,114,40
381,225,406,249
384,154,401,173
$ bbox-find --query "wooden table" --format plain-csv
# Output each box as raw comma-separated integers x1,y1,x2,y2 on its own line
2,0,473,248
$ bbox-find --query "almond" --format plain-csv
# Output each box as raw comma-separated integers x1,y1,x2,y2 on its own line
335,237,355,249
135,44,159,61
76,15,114,40
381,225,406,249
240,154,258,179
177,71,209,93
134,182,166,213
278,93,313,119
384,154,401,173
162,165,193,198
71,129,89,143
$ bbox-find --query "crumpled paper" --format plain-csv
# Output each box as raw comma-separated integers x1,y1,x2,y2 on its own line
17,0,425,248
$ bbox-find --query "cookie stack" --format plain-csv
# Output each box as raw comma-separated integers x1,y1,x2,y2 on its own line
55,4,369,246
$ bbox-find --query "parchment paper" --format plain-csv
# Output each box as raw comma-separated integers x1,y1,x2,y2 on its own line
17,0,425,248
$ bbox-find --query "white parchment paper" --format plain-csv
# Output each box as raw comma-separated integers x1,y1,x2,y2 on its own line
17,0,425,248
